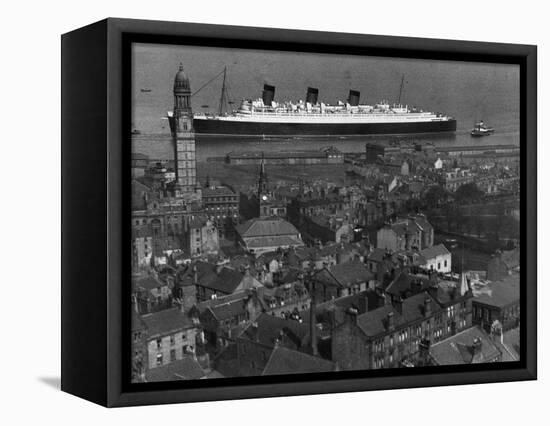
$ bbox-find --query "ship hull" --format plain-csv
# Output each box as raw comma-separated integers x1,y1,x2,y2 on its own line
193,118,457,137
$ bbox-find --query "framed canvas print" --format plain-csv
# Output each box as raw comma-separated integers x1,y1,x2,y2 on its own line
61,18,536,407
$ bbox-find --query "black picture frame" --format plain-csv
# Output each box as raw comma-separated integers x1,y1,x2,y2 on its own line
61,18,537,407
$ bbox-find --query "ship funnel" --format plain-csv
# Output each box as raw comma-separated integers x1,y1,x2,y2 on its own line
348,90,360,106
306,87,319,105
262,84,275,106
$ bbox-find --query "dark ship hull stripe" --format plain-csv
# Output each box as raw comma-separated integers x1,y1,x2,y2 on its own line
193,118,457,137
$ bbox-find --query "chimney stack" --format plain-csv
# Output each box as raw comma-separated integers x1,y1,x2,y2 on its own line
345,307,359,325
472,337,482,357
179,286,186,313
306,87,319,105
412,278,422,294
348,90,360,106
251,321,259,343
262,84,275,106
132,294,140,314
419,337,431,365
424,297,432,317
386,311,395,331
193,264,198,285
393,296,403,315
309,279,319,356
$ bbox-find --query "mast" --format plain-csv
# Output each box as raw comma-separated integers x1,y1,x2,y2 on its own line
218,66,227,115
398,74,405,105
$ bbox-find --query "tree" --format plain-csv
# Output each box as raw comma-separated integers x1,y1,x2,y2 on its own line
424,185,448,208
454,183,484,204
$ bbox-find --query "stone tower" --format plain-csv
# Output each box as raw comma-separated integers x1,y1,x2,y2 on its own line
170,63,197,197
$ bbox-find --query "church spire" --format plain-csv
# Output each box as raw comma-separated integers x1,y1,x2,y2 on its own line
258,152,268,198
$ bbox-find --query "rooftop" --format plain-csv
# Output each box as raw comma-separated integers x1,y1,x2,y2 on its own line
145,356,205,382
472,273,519,308
430,326,502,365
262,346,335,376
203,186,237,198
240,313,309,348
323,261,374,287
140,308,196,338
236,218,300,238
419,244,451,260
133,275,166,292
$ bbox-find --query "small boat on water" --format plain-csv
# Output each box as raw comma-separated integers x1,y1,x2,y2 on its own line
471,120,494,137
140,88,152,93
131,129,141,135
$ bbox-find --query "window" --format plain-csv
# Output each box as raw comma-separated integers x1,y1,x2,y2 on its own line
170,335,175,345
156,338,162,349
444,260,448,267
156,353,163,366
170,349,176,362
437,262,441,270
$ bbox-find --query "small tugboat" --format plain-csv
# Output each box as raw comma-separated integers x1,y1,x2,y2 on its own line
471,120,494,137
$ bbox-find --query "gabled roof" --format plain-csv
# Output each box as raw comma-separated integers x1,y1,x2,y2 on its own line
323,261,373,287
145,356,205,382
356,304,403,337
205,268,245,294
235,218,300,238
240,313,308,348
133,275,166,292
197,290,251,312
385,271,430,297
473,273,519,308
419,244,450,260
366,248,389,263
430,326,501,365
355,292,441,338
208,299,248,321
262,346,335,376
140,308,196,338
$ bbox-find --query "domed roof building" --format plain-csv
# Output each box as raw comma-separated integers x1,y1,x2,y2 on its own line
173,63,190,92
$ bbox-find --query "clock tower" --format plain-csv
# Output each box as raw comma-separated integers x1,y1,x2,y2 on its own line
169,63,197,197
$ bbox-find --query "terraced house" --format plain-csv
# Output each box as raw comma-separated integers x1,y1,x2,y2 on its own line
331,274,472,370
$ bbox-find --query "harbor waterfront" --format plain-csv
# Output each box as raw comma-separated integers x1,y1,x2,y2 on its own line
132,130,520,163
130,45,521,383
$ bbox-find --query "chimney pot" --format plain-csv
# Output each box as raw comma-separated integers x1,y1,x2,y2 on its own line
386,311,395,331
424,297,432,317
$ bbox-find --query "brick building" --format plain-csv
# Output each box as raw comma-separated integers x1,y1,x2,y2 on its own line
235,217,304,256
472,273,520,332
313,260,376,303
136,307,202,371
376,214,434,251
331,276,472,370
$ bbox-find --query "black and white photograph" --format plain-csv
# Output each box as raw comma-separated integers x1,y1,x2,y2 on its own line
130,42,521,383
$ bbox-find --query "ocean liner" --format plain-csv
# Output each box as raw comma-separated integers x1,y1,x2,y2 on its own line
191,82,457,137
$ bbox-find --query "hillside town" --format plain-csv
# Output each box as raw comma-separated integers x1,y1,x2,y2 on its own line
131,64,520,383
